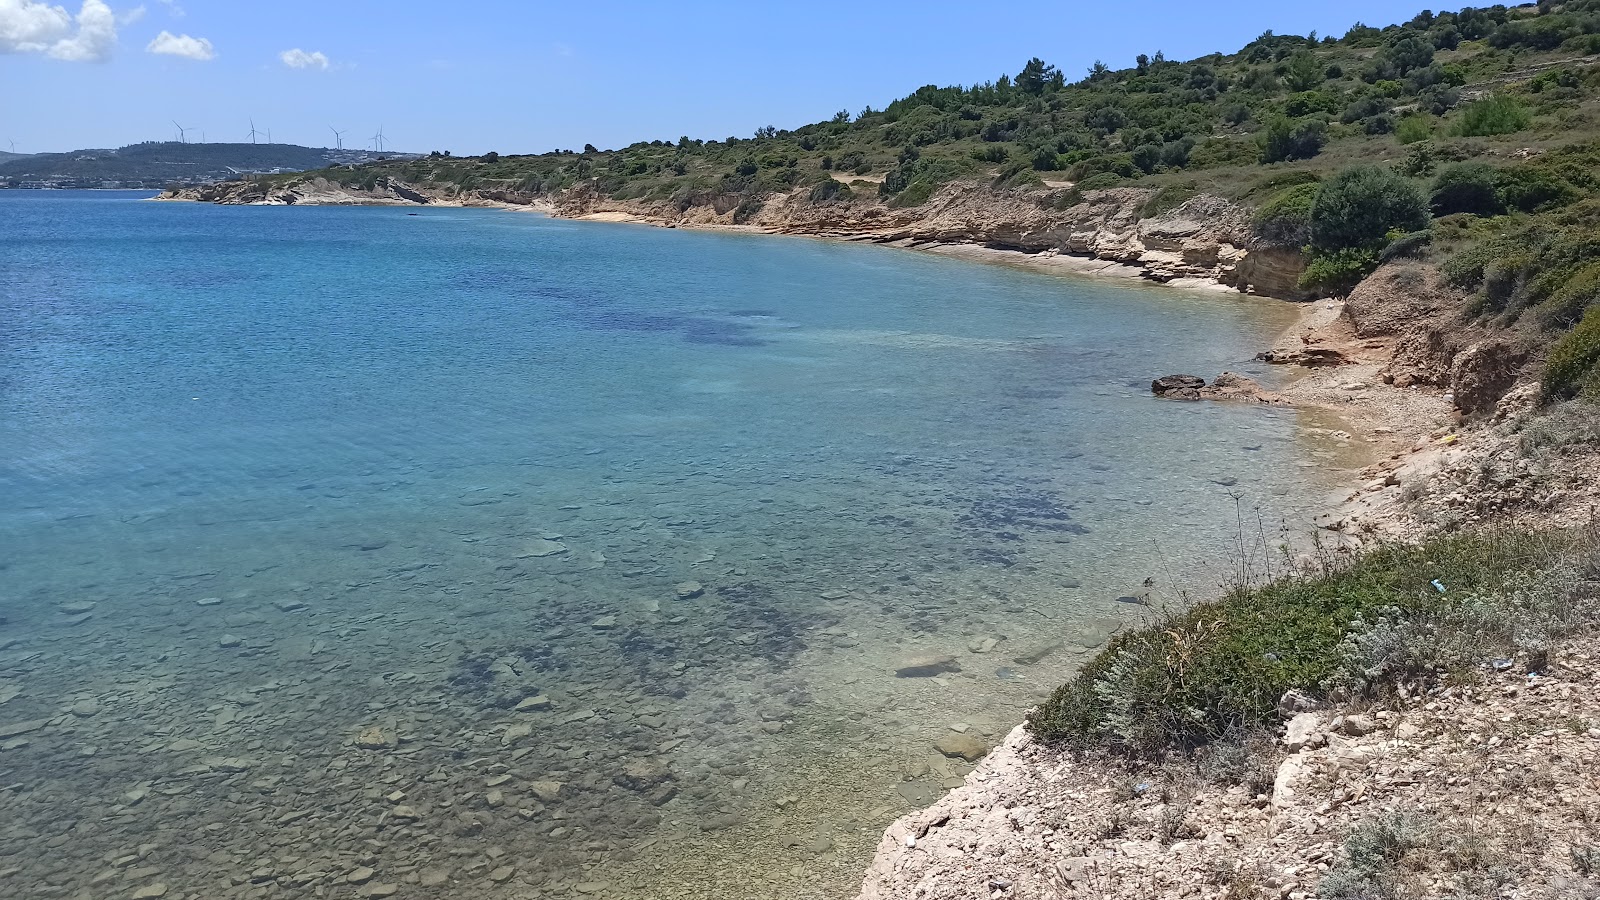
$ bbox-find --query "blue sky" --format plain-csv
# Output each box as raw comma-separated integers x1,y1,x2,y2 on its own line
4,0,1435,155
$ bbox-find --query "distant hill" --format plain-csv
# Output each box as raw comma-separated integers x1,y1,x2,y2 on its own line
0,142,412,189
0,150,33,163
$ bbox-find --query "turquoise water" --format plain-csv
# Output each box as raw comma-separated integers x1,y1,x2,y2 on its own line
0,191,1334,898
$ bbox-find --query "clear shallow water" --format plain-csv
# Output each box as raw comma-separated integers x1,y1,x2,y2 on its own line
0,191,1336,898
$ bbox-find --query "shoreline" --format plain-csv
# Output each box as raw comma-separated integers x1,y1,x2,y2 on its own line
158,177,1311,301
153,185,1496,899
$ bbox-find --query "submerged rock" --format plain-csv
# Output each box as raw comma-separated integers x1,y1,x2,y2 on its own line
894,655,961,678
934,732,989,762
1012,641,1064,665
519,539,568,558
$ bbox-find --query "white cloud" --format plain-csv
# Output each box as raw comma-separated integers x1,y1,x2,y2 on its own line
0,0,119,62
145,27,210,60
279,47,329,70
117,3,141,24
157,0,180,15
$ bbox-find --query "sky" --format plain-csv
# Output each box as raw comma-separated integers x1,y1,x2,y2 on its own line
3,0,1437,155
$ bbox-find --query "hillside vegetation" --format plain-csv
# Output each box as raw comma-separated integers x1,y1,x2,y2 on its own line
247,2,1600,397
0,142,342,187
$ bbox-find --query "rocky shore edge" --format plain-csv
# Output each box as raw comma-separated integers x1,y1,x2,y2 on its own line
852,277,1600,899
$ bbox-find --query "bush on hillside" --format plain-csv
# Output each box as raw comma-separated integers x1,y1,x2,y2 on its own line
1299,247,1382,295
1544,304,1600,400
1496,166,1578,213
1026,530,1580,755
1541,261,1600,328
807,178,853,203
1453,95,1532,137
1251,181,1319,247
1310,166,1430,254
1429,163,1503,216
1259,116,1328,163
1378,229,1433,264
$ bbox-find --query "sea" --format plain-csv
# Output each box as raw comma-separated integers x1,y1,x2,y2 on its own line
0,190,1347,899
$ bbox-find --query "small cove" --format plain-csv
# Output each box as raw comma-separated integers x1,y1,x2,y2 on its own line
0,191,1346,899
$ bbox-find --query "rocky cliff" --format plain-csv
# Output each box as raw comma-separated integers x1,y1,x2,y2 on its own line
162,177,1311,300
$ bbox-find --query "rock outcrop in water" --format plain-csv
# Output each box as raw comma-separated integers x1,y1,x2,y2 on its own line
161,179,1310,300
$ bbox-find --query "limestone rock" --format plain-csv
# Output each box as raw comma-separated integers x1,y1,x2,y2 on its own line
1151,374,1206,399
675,581,705,600
519,539,568,558
1270,754,1310,811
0,719,49,739
529,780,564,802
1012,641,1063,665
355,726,396,750
1282,712,1323,751
894,655,960,678
614,759,672,792
933,732,988,762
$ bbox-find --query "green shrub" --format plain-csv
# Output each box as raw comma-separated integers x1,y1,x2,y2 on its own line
1429,163,1503,216
1453,95,1532,137
1026,531,1571,754
1544,304,1600,401
1140,182,1198,218
807,179,853,203
1378,229,1433,263
892,180,936,207
1496,166,1578,213
1077,172,1128,191
1251,182,1318,247
1259,116,1327,163
879,153,973,205
1187,137,1259,170
1319,810,1435,898
1300,247,1381,295
732,196,765,224
1310,166,1431,254
1541,262,1600,328
1344,811,1433,875
1285,91,1340,118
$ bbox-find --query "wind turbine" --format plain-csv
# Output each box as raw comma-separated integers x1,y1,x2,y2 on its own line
6,138,14,153
371,125,386,153
330,126,345,150
247,119,262,144
172,121,191,143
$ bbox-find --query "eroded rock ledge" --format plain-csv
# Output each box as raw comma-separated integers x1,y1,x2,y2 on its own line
857,644,1600,900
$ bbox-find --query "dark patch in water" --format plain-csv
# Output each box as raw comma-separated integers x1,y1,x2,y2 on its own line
967,548,1017,567
958,491,1090,538
682,321,766,346
571,308,769,347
